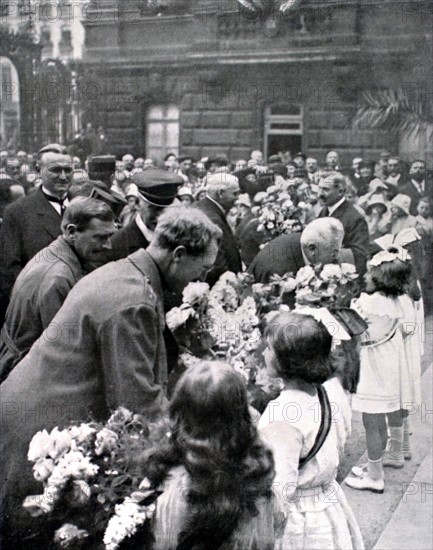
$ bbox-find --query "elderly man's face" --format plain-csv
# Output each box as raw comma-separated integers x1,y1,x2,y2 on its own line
67,218,116,269
219,181,240,212
326,152,339,168
302,237,341,266
319,179,344,207
40,152,73,197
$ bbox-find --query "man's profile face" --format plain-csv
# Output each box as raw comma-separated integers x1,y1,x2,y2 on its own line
39,152,73,197
168,239,219,293
140,201,165,231
68,218,116,268
319,179,344,207
302,238,341,266
219,182,240,212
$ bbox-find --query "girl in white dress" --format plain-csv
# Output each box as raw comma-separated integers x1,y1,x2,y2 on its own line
258,311,364,550
345,247,420,493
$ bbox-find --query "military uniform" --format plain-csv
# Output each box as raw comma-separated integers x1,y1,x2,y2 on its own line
0,249,171,545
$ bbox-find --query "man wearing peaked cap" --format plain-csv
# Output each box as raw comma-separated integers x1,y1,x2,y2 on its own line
108,168,184,261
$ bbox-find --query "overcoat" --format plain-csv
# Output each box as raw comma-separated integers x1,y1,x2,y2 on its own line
0,188,63,324
0,236,86,383
0,249,169,545
109,218,149,261
195,196,242,285
319,199,369,278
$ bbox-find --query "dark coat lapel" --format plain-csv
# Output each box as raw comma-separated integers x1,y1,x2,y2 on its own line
33,189,62,240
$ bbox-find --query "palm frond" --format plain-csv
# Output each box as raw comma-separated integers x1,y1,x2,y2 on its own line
352,88,433,138
279,0,302,14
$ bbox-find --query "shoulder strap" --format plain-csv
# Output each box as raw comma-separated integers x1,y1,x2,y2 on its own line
299,385,332,469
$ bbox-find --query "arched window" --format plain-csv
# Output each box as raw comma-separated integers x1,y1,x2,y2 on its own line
264,104,303,159
146,105,179,162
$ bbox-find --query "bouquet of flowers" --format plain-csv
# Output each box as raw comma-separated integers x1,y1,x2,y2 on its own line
167,273,283,402
251,181,303,238
23,408,170,549
292,263,359,308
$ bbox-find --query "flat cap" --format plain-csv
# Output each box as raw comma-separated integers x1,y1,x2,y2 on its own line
132,169,183,207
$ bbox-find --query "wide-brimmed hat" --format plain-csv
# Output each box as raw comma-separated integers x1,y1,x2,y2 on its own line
366,194,388,215
368,178,388,193
131,169,184,207
177,186,193,197
237,193,251,208
391,194,411,216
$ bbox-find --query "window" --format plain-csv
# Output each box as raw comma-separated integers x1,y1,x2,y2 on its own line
264,104,303,159
146,105,179,162
40,27,51,45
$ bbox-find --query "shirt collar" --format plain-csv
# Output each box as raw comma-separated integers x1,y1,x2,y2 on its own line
411,179,425,192
135,214,154,243
41,186,68,201
328,196,346,215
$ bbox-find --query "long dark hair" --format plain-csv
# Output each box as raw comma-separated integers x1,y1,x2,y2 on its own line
146,361,275,549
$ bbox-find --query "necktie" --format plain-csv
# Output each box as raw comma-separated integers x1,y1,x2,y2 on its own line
320,206,329,217
42,192,66,216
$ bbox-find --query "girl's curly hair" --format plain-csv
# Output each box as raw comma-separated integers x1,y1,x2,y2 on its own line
146,361,275,549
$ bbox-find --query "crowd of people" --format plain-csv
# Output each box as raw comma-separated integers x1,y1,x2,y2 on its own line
0,142,430,549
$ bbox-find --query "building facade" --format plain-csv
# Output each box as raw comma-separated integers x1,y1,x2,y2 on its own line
82,0,432,167
0,0,88,148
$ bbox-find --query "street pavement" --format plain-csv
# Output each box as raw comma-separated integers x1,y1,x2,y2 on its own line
341,315,433,550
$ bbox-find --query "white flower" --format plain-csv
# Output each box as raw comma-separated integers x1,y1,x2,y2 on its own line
182,281,209,305
103,500,150,550
166,305,195,331
54,524,89,548
320,264,343,281
22,494,51,517
28,430,53,462
296,266,315,286
48,427,73,460
281,277,297,293
32,458,55,482
94,428,119,456
341,263,358,279
68,424,97,446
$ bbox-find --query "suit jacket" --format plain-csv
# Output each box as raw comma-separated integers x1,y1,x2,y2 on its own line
400,180,433,215
195,197,242,286
248,233,305,283
0,188,62,325
0,236,86,383
319,200,369,278
0,250,171,542
109,218,150,261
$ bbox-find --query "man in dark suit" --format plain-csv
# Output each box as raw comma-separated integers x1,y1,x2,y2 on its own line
109,169,184,261
318,173,369,278
400,160,433,215
195,172,242,286
0,144,73,325
248,217,344,284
